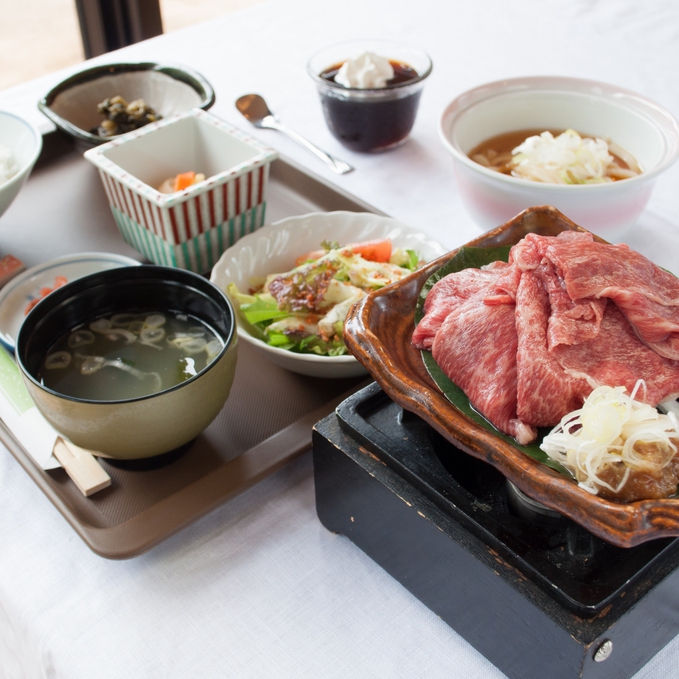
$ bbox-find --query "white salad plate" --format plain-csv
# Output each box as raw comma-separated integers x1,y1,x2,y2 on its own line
0,252,141,353
210,211,448,378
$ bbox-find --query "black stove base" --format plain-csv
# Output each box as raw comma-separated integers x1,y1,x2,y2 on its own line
312,384,679,679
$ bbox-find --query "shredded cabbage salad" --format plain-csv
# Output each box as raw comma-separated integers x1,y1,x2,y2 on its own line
228,240,420,357
511,129,626,185
540,381,679,496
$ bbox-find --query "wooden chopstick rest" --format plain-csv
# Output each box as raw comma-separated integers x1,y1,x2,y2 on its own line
52,437,111,497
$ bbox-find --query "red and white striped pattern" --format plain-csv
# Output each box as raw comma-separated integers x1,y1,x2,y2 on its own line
99,163,269,245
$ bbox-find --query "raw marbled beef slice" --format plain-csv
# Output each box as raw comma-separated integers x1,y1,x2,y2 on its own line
553,304,679,406
514,271,593,426
412,265,508,350
505,232,605,348
546,239,679,359
431,289,536,444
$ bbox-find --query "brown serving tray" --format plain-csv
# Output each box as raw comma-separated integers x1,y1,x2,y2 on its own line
0,131,374,559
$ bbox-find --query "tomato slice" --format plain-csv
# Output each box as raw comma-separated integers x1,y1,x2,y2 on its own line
24,276,70,315
344,238,392,262
294,238,394,267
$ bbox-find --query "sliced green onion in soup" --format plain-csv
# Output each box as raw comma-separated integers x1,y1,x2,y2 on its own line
111,313,137,327
205,339,222,359
44,351,71,370
140,327,165,343
181,338,207,354
167,333,207,353
68,330,95,348
89,319,112,332
80,356,106,375
143,314,166,329
103,328,136,344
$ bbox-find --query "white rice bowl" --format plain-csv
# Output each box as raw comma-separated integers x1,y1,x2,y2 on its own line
0,145,19,185
0,111,43,219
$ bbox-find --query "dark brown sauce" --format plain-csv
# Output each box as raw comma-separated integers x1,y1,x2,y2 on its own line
320,60,419,87
469,128,632,177
318,60,421,153
592,440,679,502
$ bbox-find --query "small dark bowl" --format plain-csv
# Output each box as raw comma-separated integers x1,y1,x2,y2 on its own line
16,265,237,459
38,62,216,147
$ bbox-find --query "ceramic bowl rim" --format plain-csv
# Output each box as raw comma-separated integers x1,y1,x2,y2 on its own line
37,61,216,146
0,110,43,192
16,265,236,406
0,251,142,354
439,74,679,191
82,108,278,208
307,39,433,92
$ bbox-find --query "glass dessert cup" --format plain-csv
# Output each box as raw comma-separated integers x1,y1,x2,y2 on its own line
307,40,432,153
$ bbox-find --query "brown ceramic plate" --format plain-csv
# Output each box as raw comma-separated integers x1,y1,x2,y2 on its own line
343,205,679,548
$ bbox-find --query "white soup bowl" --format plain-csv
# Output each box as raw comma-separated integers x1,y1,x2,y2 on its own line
439,76,679,241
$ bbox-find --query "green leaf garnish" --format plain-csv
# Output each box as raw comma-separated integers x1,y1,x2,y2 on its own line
405,249,420,271
240,296,290,324
321,239,340,252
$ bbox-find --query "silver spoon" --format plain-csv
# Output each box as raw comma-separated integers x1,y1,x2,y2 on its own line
235,94,354,175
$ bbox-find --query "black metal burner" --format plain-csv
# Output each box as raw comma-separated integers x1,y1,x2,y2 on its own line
314,382,679,679
334,383,679,618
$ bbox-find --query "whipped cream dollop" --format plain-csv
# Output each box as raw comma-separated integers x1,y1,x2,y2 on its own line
334,52,394,89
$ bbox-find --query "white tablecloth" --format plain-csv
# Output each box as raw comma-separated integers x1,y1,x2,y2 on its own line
2,0,679,677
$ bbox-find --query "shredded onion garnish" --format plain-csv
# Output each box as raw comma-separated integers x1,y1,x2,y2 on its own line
510,129,640,185
540,381,679,496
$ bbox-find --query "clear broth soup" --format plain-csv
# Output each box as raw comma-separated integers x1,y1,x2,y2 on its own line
39,310,223,401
